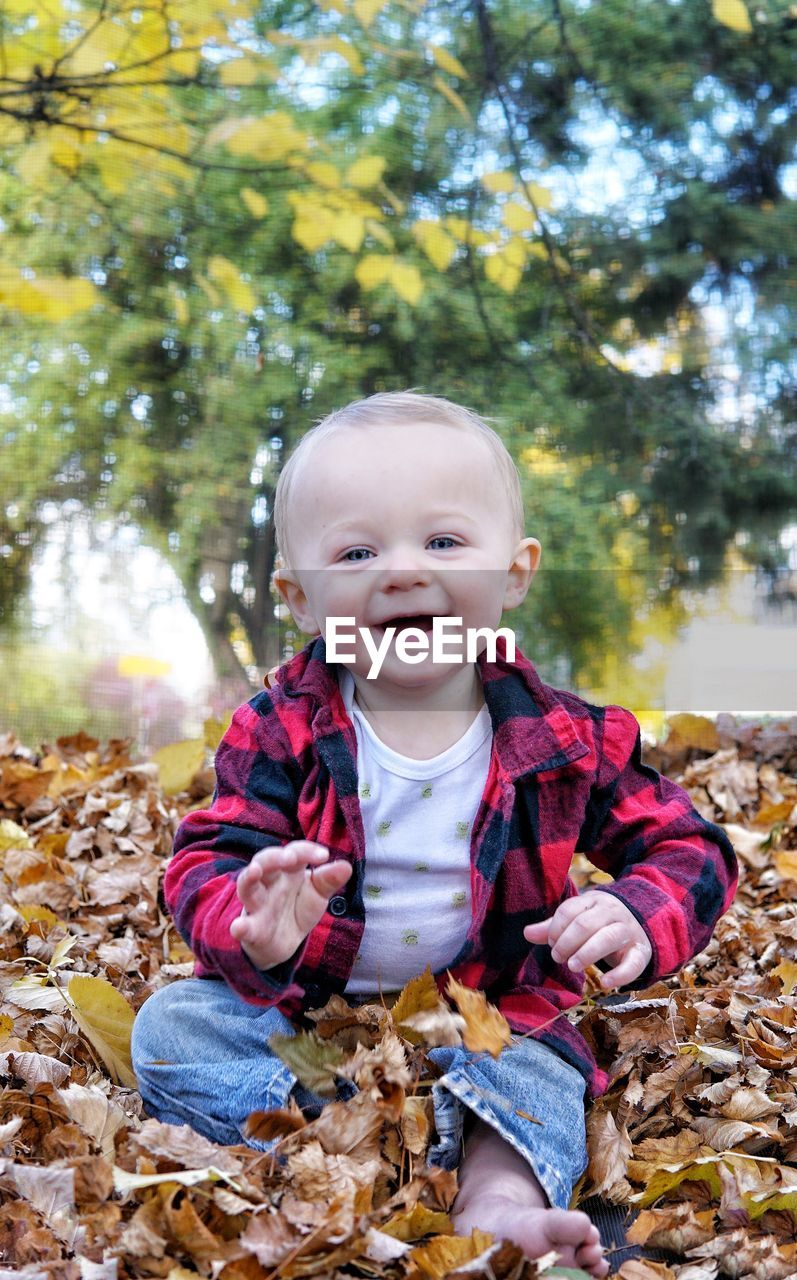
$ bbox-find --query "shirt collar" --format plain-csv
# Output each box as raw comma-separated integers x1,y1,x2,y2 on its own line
267,633,589,781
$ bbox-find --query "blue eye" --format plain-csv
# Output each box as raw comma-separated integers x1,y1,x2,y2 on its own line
341,537,458,561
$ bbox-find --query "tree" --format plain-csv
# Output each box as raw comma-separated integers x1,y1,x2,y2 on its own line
1,0,795,689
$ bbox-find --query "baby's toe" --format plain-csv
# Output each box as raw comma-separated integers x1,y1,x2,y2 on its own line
546,1208,595,1246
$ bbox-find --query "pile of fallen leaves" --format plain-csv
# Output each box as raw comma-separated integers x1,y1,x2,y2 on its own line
0,713,795,1280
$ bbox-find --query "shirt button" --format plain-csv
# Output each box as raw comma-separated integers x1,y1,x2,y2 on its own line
328,896,347,917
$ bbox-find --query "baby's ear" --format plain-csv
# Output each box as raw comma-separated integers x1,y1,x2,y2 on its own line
503,537,541,611
271,565,321,636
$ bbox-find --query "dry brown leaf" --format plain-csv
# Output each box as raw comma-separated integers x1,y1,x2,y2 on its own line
444,978,512,1058
407,1229,494,1279
616,1262,677,1279
239,1210,300,1266
585,1106,633,1200
626,1203,715,1251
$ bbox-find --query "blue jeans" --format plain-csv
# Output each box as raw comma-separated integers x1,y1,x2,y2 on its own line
131,977,589,1211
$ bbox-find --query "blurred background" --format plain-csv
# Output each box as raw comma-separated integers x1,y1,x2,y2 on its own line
1,0,795,750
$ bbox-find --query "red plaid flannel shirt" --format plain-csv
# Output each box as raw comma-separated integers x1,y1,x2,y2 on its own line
164,635,737,1098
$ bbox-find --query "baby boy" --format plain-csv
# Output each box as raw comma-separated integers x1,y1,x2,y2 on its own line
132,391,737,1277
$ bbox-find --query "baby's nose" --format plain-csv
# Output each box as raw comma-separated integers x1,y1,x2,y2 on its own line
378,546,434,583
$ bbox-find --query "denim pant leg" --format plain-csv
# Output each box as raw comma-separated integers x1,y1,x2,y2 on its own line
426,1035,589,1212
131,977,308,1149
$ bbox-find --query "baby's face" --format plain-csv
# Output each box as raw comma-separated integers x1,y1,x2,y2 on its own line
274,419,539,689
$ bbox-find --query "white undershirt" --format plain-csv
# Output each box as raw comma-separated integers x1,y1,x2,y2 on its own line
337,666,493,995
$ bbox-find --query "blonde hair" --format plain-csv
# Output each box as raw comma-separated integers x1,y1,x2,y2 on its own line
273,390,525,569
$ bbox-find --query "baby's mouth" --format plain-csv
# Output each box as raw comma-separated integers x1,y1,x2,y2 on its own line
376,614,436,635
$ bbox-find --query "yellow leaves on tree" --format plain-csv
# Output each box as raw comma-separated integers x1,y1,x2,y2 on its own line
0,268,100,322
206,256,257,313
427,44,469,80
0,1,556,318
355,254,424,304
412,221,458,272
207,111,309,165
712,0,753,34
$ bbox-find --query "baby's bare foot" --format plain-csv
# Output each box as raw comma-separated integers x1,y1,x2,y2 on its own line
452,1195,609,1278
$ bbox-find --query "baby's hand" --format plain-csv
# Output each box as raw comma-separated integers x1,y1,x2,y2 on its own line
523,891,653,990
229,840,352,972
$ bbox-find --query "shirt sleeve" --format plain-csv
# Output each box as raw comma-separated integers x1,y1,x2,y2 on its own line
162,695,307,1004
577,705,738,990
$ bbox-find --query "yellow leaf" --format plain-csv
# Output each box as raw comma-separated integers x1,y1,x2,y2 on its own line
0,820,31,854
745,1188,797,1221
428,44,468,79
484,253,522,293
409,1231,494,1278
526,182,553,210
355,253,394,290
390,261,423,305
240,187,269,218
629,1155,723,1208
382,1204,451,1241
0,1014,14,1050
0,271,101,321
346,155,387,187
117,654,171,678
204,713,233,751
17,905,59,932
391,966,441,1026
365,217,395,249
169,47,202,76
64,21,131,77
49,130,82,174
305,160,341,189
219,55,272,85
503,237,528,268
292,218,332,253
207,255,256,312
503,201,536,232
432,75,471,121
664,713,720,754
773,960,797,995
353,0,387,27
333,212,365,252
208,112,308,163
412,220,457,271
66,976,136,1089
445,977,512,1058
775,848,797,881
482,170,515,194
445,217,494,248
151,738,206,795
712,0,753,32
335,35,365,74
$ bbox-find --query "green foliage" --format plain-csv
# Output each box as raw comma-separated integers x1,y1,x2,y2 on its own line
1,0,796,686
